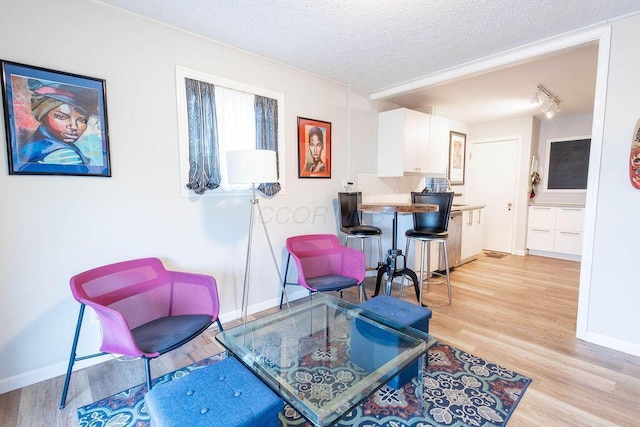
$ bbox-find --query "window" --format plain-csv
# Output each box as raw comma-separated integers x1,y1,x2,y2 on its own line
175,66,285,196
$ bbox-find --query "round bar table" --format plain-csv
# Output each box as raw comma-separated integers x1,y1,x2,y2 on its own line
358,202,438,304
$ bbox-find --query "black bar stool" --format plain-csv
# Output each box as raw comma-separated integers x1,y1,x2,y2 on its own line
405,191,454,305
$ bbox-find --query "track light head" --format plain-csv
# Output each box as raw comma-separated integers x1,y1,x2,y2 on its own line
533,84,561,119
543,98,560,119
530,92,540,105
530,87,541,105
545,106,557,119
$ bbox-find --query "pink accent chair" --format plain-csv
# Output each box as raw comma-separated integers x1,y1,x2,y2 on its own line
280,234,367,306
59,257,222,409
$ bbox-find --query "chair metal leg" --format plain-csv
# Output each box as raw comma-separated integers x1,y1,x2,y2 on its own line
426,241,432,292
360,283,368,301
59,304,86,409
216,318,224,331
376,236,383,265
280,254,291,309
405,237,410,263
442,240,452,304
144,357,152,391
419,240,426,305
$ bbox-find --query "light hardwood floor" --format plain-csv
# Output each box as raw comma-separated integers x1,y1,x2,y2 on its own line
2,253,640,426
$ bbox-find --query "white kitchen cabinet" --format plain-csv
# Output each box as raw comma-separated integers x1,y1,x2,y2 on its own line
554,207,584,255
527,205,555,228
427,114,450,175
377,108,449,176
402,109,430,174
527,205,584,258
527,205,555,252
461,208,485,262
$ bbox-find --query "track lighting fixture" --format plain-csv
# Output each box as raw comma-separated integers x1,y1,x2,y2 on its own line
530,88,540,105
531,84,561,119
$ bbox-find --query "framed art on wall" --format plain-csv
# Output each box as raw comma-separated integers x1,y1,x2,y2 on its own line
1,60,111,176
448,131,466,185
297,117,331,178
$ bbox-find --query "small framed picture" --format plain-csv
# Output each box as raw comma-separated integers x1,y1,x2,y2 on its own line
297,117,331,178
448,131,466,185
1,60,111,176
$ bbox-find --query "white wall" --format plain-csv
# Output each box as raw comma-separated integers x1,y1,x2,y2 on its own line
2,0,640,395
585,15,640,352
534,112,593,205
463,16,640,356
0,0,380,392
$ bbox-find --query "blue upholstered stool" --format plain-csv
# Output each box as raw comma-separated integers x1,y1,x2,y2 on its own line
351,295,433,389
145,356,284,427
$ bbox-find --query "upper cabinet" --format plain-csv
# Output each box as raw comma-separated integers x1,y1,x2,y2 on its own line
377,108,450,177
428,114,450,175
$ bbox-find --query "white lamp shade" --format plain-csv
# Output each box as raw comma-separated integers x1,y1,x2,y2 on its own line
227,149,278,184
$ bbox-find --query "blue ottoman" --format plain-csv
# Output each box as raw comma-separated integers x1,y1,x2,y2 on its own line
145,356,284,427
351,296,432,389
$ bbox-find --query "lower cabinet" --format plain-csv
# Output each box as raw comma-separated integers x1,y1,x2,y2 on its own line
527,205,584,258
461,208,485,263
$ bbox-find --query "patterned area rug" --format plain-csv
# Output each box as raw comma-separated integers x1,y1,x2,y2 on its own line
77,342,531,427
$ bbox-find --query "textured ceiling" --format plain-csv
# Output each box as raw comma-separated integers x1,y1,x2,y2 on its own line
386,43,600,124
96,0,640,92
95,0,640,123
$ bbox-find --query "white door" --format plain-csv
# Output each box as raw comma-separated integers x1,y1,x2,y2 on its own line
466,138,519,253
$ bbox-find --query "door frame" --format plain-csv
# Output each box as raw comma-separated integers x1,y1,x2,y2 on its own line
468,136,522,255
372,25,611,341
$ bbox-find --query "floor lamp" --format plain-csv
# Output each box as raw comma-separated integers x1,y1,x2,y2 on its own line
227,149,288,321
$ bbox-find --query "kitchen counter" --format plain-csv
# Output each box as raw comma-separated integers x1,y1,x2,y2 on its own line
361,194,485,212
358,194,486,273
451,204,486,212
529,202,585,208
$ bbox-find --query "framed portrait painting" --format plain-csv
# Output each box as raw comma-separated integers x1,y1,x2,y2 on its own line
297,117,331,178
448,131,466,185
1,60,111,176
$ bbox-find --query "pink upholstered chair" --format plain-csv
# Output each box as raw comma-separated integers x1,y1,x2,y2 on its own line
280,234,367,307
59,257,222,409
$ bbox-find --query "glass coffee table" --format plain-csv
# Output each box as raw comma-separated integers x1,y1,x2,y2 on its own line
215,295,435,426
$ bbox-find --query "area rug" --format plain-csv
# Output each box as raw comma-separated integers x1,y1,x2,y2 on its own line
484,251,508,259
77,342,531,427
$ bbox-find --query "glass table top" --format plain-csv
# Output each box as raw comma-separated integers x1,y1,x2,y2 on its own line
216,295,435,426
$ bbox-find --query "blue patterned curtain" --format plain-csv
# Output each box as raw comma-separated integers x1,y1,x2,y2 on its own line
185,78,221,194
254,95,281,196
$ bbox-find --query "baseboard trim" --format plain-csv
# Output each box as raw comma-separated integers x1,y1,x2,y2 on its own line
527,249,581,261
583,331,640,357
0,290,311,395
0,353,112,395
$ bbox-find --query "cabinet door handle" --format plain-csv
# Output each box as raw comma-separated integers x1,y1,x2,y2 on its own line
477,209,481,224
560,208,583,212
533,207,552,211
467,212,473,226
558,231,581,235
531,228,551,233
